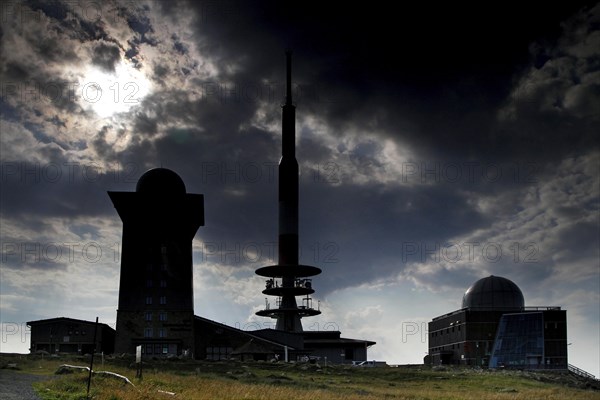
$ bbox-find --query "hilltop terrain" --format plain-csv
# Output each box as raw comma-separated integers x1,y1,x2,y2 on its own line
1,353,598,399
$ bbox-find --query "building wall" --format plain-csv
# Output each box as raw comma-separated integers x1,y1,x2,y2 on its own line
543,309,568,369
305,346,346,364
428,310,467,365
429,310,523,366
463,310,507,366
194,317,287,361
302,332,372,364
252,329,304,349
115,309,194,356
302,345,369,364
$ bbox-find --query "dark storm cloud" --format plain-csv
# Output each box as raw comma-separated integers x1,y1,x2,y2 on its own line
171,34,189,55
1,3,121,117
2,61,30,81
4,1,597,272
297,179,490,294
152,63,169,80
26,0,117,43
26,0,70,20
182,0,599,166
90,42,121,72
0,160,126,219
132,111,158,136
120,1,166,50
553,221,600,263
0,234,71,272
119,0,593,296
91,125,120,160
1,0,598,290
126,118,281,242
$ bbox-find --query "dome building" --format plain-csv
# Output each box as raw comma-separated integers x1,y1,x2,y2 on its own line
462,275,524,310
135,167,187,195
427,275,567,369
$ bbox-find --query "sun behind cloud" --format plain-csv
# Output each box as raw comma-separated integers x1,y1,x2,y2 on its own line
78,60,152,119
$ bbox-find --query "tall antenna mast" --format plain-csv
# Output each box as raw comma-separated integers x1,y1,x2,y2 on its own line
255,51,321,332
286,49,293,106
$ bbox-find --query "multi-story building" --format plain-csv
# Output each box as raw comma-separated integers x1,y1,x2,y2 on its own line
428,275,567,370
108,168,204,356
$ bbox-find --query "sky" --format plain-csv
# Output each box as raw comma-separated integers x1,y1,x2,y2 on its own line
0,0,599,376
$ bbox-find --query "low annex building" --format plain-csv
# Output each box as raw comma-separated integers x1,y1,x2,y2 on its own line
27,317,115,355
194,316,374,363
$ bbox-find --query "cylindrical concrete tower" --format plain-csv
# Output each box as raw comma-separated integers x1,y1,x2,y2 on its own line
109,168,204,356
255,51,321,332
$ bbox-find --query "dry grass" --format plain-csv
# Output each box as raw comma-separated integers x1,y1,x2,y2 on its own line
2,353,598,400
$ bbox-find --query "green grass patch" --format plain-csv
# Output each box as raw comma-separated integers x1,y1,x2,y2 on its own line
2,353,599,400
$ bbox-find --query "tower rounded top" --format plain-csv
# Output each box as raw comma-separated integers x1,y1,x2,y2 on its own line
462,275,524,310
136,168,186,195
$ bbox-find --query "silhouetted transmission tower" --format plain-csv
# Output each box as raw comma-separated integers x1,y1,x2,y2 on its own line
255,51,321,332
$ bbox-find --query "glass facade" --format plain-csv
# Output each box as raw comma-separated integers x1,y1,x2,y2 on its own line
489,312,544,369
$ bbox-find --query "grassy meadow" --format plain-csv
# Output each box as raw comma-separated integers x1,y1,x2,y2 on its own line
1,353,599,400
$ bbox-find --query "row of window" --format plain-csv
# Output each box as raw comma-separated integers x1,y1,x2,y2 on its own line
142,343,169,355
146,279,168,288
48,327,88,336
145,296,167,305
146,263,169,272
145,312,168,322
433,341,494,352
431,325,461,337
434,319,562,333
66,330,86,336
431,342,471,352
206,346,233,360
144,328,167,338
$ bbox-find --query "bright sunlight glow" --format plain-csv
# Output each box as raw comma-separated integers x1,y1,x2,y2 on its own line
78,61,152,119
